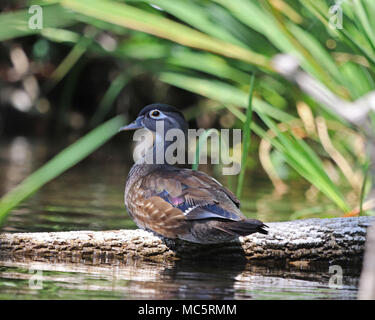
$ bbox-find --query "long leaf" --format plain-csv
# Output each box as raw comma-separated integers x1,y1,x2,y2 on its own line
236,74,255,199
192,129,219,171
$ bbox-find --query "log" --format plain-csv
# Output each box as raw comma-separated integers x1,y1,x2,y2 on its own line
0,216,373,265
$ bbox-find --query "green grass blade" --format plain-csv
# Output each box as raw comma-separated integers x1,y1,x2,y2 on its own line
352,0,375,54
287,23,344,86
360,160,370,215
192,129,218,171
45,34,93,92
167,50,250,85
236,74,255,199
90,73,130,127
214,0,293,53
0,115,126,227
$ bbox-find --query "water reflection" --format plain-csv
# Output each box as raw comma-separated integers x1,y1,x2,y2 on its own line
0,256,358,300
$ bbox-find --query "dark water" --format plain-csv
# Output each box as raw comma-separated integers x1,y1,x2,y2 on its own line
0,137,360,299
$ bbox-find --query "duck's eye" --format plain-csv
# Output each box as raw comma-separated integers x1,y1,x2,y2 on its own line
149,110,161,118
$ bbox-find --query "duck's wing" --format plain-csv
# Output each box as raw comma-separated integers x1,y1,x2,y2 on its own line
138,167,244,222
126,167,267,239
181,169,241,209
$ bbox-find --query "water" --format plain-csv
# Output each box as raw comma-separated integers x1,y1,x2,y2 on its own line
0,136,360,299
0,258,359,300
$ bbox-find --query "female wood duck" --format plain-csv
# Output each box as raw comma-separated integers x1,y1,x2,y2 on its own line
120,103,268,244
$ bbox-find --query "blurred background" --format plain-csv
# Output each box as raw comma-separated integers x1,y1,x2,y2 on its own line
1,0,375,233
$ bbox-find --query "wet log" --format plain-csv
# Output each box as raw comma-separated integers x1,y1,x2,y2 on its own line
0,216,373,264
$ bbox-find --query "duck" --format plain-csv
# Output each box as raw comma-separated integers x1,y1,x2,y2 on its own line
119,103,268,244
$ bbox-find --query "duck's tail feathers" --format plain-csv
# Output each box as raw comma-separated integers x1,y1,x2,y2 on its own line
218,219,268,237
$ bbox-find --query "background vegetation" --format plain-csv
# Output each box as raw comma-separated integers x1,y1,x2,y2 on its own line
1,0,375,227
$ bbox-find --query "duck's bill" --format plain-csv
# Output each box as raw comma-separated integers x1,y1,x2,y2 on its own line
119,117,144,131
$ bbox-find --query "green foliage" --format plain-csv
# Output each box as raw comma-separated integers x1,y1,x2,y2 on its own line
1,0,374,217
257,112,350,212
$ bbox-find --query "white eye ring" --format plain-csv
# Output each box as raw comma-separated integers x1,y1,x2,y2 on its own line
149,109,164,119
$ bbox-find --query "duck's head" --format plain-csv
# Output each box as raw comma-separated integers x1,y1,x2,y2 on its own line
119,103,188,135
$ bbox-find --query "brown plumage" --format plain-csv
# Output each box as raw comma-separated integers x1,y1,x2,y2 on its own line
120,103,268,244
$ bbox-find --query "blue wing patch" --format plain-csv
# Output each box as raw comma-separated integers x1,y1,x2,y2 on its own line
156,190,240,221
157,190,170,202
